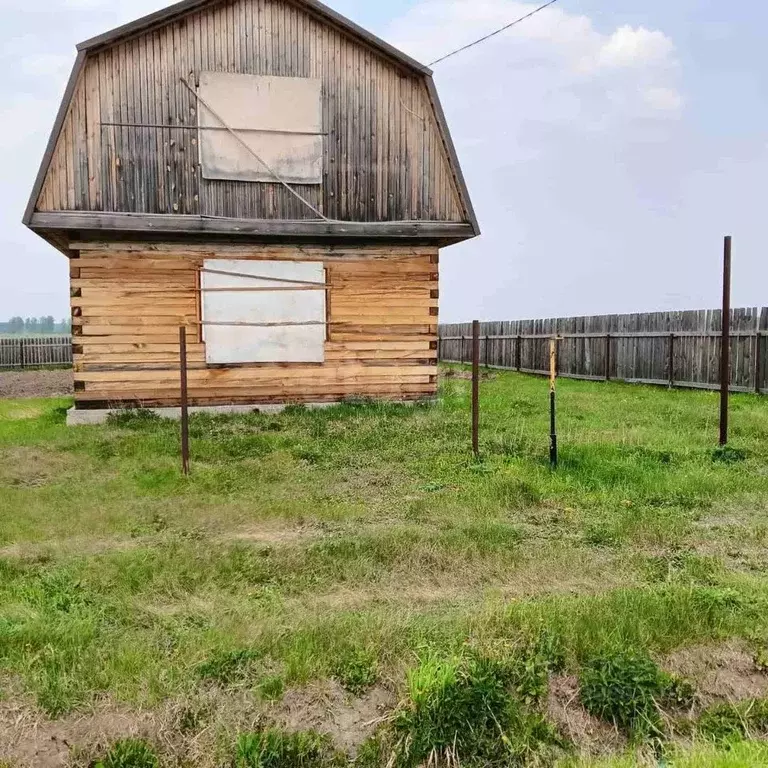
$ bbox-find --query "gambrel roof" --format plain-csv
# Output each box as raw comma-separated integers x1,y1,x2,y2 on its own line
24,0,479,245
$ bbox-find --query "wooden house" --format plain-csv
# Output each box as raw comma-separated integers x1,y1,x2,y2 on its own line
24,0,478,422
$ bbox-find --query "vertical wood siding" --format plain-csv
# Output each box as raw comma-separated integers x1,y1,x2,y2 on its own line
37,0,465,223
70,243,439,407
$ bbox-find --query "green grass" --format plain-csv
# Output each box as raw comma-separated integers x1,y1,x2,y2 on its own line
1,368,768,764
568,741,768,767
92,739,160,768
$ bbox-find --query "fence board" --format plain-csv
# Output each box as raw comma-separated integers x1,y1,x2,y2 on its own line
0,337,73,369
439,307,767,394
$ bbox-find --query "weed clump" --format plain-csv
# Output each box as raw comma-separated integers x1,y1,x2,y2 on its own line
579,648,692,738
197,647,262,686
234,729,344,768
698,699,768,744
93,739,160,768
389,652,562,767
712,445,747,464
331,647,378,695
259,675,286,701
106,409,165,430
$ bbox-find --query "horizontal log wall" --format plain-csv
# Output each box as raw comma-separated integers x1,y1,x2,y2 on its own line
71,242,439,408
440,307,768,394
37,0,465,224
0,337,72,369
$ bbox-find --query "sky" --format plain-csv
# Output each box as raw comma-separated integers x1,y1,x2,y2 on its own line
1,0,767,323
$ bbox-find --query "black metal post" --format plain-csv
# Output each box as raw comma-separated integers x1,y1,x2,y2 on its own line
605,334,611,381
516,335,522,372
755,330,762,395
549,338,558,469
179,326,190,475
19,338,24,369
720,236,732,446
472,320,480,458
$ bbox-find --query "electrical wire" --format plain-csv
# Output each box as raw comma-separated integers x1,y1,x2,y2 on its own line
428,0,560,67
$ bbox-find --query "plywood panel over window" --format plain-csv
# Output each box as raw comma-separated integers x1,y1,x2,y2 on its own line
201,259,326,364
197,72,323,185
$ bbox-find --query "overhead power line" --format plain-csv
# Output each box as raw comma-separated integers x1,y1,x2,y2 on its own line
428,0,561,67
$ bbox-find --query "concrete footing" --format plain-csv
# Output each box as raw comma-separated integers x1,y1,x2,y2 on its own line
66,402,341,426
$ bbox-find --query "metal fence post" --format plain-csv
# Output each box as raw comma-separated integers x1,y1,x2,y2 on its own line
605,334,611,381
472,320,480,458
549,337,558,469
720,236,732,446
179,326,190,475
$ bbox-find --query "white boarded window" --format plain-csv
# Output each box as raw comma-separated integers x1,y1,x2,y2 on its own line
197,72,323,184
201,260,326,364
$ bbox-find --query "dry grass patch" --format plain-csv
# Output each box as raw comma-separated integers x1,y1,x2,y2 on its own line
0,446,78,489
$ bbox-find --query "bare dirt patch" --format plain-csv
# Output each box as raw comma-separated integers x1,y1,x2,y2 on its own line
274,681,395,753
224,524,321,546
0,370,73,400
0,535,139,560
664,641,768,707
0,682,395,767
546,674,627,758
0,696,156,768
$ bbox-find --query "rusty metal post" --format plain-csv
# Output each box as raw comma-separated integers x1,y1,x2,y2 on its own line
472,320,480,458
668,334,675,388
179,326,190,475
549,337,558,469
720,236,732,446
605,334,611,381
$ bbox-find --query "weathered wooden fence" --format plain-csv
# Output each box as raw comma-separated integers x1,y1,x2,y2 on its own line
439,307,768,394
0,337,72,369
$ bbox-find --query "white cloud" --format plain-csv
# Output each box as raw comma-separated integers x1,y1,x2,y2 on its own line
643,86,683,113
385,0,705,320
19,53,73,78
594,25,675,70
0,96,57,152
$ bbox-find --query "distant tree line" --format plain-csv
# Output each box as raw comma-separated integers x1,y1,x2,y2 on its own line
0,317,71,335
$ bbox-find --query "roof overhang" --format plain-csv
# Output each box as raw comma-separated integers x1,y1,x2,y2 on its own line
29,212,477,249
77,0,432,76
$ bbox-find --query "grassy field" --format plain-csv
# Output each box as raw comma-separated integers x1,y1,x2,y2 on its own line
1,368,768,766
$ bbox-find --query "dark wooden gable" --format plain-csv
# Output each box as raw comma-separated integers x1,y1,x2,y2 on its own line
25,0,478,242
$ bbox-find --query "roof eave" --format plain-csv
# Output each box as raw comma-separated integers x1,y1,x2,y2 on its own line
22,50,87,227
76,0,432,76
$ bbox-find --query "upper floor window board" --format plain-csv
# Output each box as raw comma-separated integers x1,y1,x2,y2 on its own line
197,72,323,185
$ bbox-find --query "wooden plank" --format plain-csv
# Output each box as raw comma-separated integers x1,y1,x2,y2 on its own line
30,212,474,240
76,363,437,382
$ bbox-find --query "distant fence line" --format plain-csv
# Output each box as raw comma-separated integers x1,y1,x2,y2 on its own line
0,337,72,369
439,307,768,394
